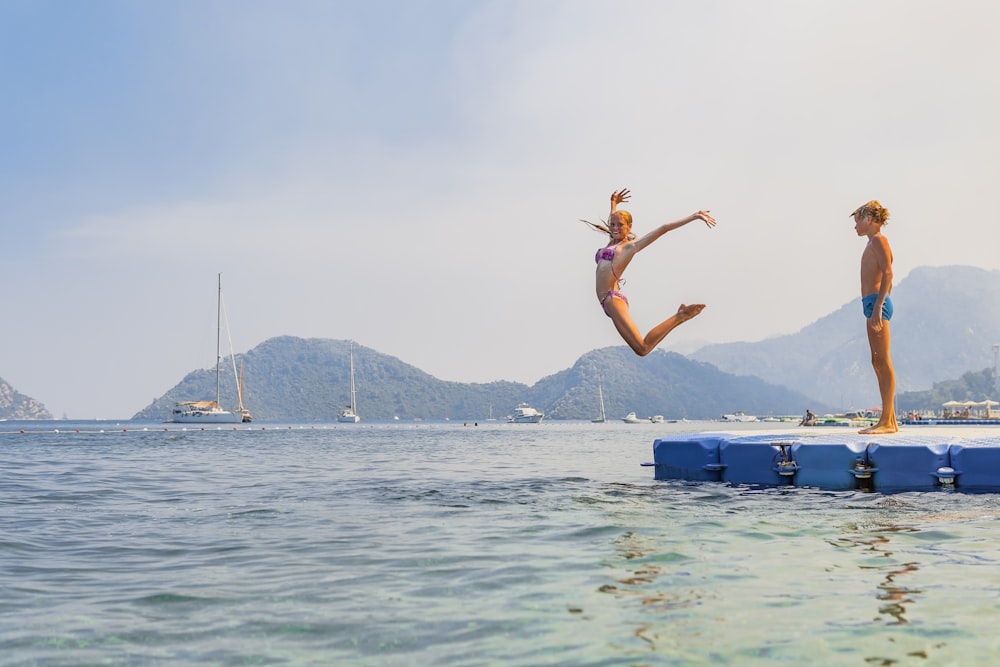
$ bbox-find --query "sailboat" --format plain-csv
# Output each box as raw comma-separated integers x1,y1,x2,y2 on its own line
337,343,361,423
169,274,246,424
592,381,607,423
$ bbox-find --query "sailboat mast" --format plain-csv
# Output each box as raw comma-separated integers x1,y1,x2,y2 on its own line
216,273,222,405
237,360,246,412
349,343,356,412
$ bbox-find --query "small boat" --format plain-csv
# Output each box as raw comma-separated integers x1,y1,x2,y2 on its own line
622,411,646,424
650,415,664,424
170,274,246,424
337,343,361,423
592,382,607,423
722,412,758,422
508,403,544,423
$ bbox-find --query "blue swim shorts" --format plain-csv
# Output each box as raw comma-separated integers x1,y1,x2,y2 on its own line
862,293,893,320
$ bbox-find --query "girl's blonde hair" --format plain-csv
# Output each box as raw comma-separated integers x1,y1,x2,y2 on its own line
852,200,890,225
580,210,636,241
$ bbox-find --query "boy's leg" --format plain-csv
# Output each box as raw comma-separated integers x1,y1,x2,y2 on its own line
860,321,898,434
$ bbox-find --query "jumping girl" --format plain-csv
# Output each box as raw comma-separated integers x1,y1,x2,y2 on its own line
584,187,716,356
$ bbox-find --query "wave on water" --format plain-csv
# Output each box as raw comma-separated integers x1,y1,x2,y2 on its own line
3,421,1000,665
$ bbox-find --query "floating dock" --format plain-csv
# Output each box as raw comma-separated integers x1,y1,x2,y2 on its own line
648,427,1000,492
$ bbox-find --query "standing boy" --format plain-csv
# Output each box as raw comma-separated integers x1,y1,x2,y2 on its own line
853,201,897,434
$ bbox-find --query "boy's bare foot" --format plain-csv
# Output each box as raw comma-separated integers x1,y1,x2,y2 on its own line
859,423,898,435
676,304,705,322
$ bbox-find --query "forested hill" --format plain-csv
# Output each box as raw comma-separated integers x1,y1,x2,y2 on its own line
132,336,822,422
897,367,997,412
0,376,52,419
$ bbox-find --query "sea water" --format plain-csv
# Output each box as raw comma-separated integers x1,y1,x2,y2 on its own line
2,419,1000,666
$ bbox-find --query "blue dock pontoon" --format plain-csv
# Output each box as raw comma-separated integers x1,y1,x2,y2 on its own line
648,427,1000,492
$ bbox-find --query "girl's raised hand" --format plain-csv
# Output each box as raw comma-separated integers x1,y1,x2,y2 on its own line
610,188,631,206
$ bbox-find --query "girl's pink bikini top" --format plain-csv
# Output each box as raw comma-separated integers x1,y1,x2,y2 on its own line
595,246,624,286
595,246,616,263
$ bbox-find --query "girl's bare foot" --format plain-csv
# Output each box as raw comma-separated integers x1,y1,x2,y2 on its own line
676,304,705,322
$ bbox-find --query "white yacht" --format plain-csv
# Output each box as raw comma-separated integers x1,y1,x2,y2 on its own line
722,412,759,422
508,403,544,423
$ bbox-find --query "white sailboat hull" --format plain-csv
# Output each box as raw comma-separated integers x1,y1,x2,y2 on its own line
170,406,241,423
337,410,360,423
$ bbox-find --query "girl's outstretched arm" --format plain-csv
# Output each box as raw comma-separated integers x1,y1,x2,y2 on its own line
631,211,716,252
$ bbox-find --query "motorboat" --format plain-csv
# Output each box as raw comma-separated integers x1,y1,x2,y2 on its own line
721,412,758,422
508,403,544,423
622,411,646,424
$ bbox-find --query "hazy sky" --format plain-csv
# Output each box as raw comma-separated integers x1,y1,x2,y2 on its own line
3,1,999,418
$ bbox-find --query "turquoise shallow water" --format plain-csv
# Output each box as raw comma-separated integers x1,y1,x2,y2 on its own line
2,419,1000,666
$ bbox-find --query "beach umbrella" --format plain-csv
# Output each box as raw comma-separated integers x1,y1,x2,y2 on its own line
942,400,964,408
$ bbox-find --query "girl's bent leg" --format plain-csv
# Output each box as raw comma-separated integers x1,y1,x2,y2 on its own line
606,301,705,357
639,304,705,354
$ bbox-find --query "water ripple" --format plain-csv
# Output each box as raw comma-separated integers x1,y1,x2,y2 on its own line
3,421,1000,665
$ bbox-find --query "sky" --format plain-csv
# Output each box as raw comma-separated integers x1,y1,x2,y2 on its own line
2,0,999,419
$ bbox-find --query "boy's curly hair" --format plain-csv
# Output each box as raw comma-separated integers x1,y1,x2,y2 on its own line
851,200,890,225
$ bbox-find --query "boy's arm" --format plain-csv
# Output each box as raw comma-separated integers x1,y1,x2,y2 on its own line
869,236,894,327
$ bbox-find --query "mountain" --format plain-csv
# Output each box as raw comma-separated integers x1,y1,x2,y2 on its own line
690,266,1000,410
0,376,53,419
132,336,822,422
133,336,532,422
532,346,820,419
